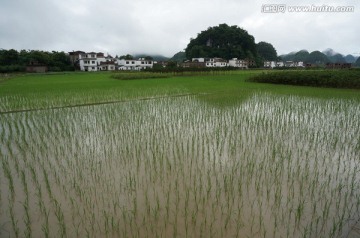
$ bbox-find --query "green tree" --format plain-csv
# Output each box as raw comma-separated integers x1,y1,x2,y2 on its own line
27,50,51,65
0,49,73,72
19,50,31,65
256,42,277,61
166,61,178,69
0,49,19,65
49,51,73,71
120,54,134,60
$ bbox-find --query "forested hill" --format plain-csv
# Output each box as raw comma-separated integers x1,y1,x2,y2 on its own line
184,24,279,67
185,24,258,60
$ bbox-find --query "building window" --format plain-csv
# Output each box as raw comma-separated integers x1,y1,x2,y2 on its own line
92,61,95,64
126,61,129,64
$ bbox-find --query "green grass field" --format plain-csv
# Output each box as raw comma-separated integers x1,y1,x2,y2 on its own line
1,71,360,237
0,71,359,112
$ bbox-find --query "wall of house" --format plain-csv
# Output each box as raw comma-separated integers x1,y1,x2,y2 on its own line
117,59,153,70
229,59,248,68
79,59,98,71
192,58,205,63
206,61,228,67
26,66,48,73
97,56,106,64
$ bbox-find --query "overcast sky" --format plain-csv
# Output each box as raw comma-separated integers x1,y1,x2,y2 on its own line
1,0,359,57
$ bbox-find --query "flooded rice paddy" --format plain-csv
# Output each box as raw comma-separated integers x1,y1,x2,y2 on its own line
0,93,360,237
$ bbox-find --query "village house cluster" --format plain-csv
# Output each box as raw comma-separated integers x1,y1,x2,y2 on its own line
69,51,260,71
263,61,304,68
181,57,256,69
264,61,352,69
68,51,352,71
68,51,154,71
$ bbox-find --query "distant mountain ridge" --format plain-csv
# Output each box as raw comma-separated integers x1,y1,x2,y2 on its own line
280,49,358,64
169,51,186,62
322,48,338,57
133,54,170,61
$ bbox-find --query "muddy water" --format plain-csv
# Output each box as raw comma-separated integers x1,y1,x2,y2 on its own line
0,94,359,237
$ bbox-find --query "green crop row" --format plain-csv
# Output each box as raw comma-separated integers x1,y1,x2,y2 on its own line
111,72,170,80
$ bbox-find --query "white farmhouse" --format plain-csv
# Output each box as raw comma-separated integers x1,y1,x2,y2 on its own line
276,61,285,67
296,61,304,67
192,58,206,63
77,52,117,71
264,61,276,68
285,61,296,67
117,58,154,71
229,58,248,69
267,61,304,68
190,57,251,68
205,58,228,67
79,52,98,71
98,61,117,71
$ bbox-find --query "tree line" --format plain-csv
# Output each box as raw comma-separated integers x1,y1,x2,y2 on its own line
0,49,74,73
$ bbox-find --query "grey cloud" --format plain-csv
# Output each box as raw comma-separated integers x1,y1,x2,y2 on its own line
0,0,359,57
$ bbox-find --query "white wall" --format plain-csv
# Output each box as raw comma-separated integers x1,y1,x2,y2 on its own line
79,53,115,71
205,58,228,67
79,59,98,71
192,58,205,63
264,61,276,68
229,58,248,68
117,59,153,70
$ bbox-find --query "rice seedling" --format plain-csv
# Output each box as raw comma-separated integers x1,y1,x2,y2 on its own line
0,72,359,237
